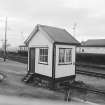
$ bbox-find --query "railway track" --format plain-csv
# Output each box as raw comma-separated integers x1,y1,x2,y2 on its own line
6,54,105,78
76,70,105,78
76,62,105,69
2,54,105,102
63,83,105,95
54,81,105,102
7,54,28,64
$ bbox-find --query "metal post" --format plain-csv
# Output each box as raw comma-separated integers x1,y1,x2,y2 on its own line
4,17,7,62
64,87,71,102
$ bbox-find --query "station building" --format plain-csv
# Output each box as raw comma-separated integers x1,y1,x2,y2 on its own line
77,39,105,54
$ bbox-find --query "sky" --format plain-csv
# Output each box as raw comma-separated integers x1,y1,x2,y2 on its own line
0,0,105,48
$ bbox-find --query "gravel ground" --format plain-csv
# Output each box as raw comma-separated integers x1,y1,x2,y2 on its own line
76,70,105,91
0,58,104,105
0,94,93,105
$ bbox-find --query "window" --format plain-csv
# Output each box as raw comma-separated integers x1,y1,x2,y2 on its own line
59,48,72,64
82,49,84,52
39,48,48,64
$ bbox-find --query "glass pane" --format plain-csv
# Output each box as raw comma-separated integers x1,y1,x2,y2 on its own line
40,56,43,62
40,49,43,55
66,49,72,62
59,49,65,63
69,49,72,62
45,56,48,62
44,49,48,55
42,56,44,62
42,49,44,55
39,48,48,63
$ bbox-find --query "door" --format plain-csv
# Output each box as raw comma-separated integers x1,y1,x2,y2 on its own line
29,48,35,73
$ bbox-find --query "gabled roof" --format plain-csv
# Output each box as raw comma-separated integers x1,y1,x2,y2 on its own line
24,24,80,45
83,39,105,47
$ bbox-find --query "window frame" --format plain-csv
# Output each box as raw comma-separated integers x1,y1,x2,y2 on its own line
58,48,72,65
39,47,48,65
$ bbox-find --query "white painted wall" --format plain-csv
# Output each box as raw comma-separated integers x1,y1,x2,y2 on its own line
77,47,105,54
35,47,52,77
55,45,75,78
28,30,53,77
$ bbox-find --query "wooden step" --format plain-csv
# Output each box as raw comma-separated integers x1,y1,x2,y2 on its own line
23,73,34,82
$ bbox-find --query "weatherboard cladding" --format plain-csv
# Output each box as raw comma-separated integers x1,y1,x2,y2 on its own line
24,24,80,45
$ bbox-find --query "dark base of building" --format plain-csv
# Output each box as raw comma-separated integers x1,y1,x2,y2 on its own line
23,72,76,89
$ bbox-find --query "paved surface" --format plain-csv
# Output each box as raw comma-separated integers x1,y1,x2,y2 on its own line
0,58,104,105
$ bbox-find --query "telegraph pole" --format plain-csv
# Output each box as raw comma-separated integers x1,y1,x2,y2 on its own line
4,17,7,62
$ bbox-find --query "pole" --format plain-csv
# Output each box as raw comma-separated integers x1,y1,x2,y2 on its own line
64,88,71,102
72,23,77,37
4,17,7,62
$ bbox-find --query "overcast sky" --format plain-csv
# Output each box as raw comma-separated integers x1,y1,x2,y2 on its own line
0,0,105,47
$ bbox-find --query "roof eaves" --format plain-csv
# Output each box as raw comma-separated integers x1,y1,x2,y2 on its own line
54,41,80,45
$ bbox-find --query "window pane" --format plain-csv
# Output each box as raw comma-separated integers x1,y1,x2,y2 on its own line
40,56,43,62
69,50,72,62
45,56,48,62
39,48,48,63
66,49,72,62
59,48,72,64
59,49,65,63
40,49,43,55
42,49,44,55
45,49,48,55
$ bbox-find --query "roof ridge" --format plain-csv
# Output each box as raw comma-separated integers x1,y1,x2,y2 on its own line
38,24,65,31
25,24,80,45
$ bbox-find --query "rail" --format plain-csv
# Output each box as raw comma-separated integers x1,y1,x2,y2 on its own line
76,70,105,78
2,54,105,78
7,54,28,64
1,53,105,102
76,62,105,69
60,82,105,101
